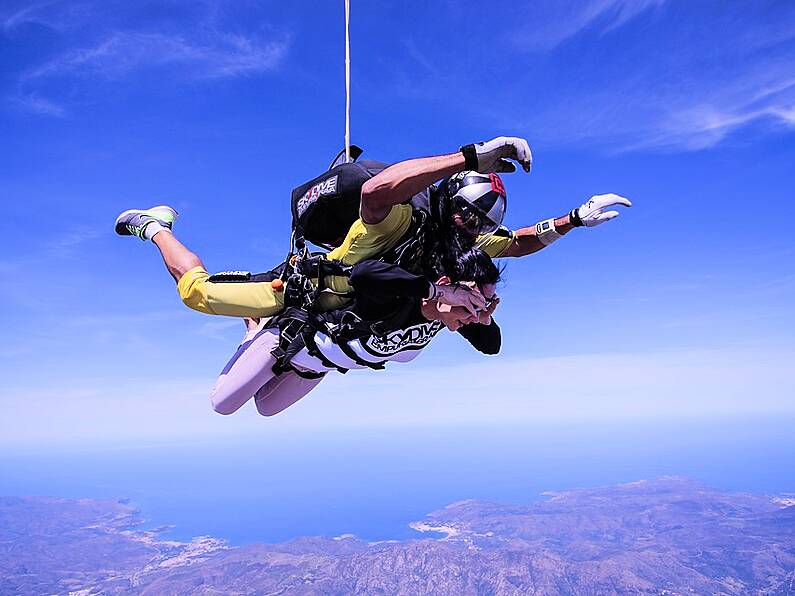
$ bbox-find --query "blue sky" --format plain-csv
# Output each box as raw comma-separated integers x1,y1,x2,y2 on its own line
1,0,793,446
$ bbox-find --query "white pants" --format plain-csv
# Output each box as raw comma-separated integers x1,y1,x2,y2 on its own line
211,327,325,416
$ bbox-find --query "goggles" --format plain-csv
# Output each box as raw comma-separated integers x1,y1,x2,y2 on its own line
454,202,500,236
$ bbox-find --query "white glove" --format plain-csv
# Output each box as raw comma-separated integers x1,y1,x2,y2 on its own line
461,136,533,174
571,193,632,227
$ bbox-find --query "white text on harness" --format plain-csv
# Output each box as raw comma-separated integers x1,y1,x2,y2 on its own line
365,321,445,356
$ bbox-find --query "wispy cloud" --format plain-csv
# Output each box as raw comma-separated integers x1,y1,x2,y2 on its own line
10,92,66,117
3,346,793,445
5,1,290,116
390,1,795,153
316,346,795,427
621,73,795,151
509,0,667,51
24,31,288,82
67,310,189,328
1,1,93,33
516,2,795,151
0,228,104,277
197,318,245,341
44,228,104,258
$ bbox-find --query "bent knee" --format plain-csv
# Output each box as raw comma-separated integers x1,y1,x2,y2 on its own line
210,388,242,416
210,398,238,416
255,400,281,417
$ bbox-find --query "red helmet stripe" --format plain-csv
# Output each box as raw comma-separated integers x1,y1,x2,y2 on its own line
489,173,506,197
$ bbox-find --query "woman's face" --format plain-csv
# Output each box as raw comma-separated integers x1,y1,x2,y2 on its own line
436,304,479,331
431,282,499,331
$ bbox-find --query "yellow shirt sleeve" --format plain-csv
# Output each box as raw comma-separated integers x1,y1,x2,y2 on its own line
477,226,515,258
326,204,414,265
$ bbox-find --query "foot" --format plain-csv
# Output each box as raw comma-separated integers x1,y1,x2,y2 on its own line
115,205,178,241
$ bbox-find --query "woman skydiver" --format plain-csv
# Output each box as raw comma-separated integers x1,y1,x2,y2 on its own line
210,248,501,417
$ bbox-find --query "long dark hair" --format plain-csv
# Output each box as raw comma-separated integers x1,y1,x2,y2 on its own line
448,247,501,286
421,185,480,281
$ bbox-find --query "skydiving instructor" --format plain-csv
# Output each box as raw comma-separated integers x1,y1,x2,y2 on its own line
115,135,632,320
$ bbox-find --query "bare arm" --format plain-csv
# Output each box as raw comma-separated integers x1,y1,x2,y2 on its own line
501,213,574,258
360,136,534,225
360,153,466,224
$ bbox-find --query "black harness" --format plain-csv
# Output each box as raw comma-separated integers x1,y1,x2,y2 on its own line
269,208,432,377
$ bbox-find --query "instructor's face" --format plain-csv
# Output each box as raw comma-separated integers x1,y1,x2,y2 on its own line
451,210,483,239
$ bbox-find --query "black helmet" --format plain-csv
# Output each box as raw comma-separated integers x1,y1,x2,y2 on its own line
440,171,507,236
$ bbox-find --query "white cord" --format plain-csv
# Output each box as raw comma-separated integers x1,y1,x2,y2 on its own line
344,0,351,163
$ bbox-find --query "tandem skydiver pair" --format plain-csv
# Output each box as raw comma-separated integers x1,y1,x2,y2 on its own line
115,136,631,416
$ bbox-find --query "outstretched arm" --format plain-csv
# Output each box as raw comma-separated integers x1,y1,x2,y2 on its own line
501,213,575,257
360,153,464,224
360,136,533,225
500,193,632,258
457,320,501,355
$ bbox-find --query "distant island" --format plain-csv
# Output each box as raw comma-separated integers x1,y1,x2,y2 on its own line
2,477,794,595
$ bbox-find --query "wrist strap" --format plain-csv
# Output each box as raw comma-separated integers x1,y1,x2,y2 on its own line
570,208,584,227
535,218,562,246
460,144,479,171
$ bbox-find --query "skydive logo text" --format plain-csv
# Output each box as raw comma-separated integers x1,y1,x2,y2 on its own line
296,176,339,216
365,321,445,356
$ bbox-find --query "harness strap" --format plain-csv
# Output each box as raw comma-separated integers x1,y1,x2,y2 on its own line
301,326,349,374
270,308,353,376
334,335,386,370
270,310,311,374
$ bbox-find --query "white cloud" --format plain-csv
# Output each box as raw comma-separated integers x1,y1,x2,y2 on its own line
394,1,795,153
571,7,795,152
5,1,291,116
44,228,104,257
24,30,288,82
621,74,795,151
3,346,792,446
1,1,92,33
509,0,667,51
317,348,795,426
66,310,189,328
197,318,246,341
11,92,66,117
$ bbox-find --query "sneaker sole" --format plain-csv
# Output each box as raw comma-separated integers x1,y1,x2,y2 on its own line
115,205,179,235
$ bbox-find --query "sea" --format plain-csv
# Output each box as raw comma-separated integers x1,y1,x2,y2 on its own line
2,416,795,546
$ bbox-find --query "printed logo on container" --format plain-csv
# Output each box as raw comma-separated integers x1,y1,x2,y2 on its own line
296,176,339,217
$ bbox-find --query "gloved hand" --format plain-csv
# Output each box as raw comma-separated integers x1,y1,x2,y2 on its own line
461,136,533,174
570,193,632,227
